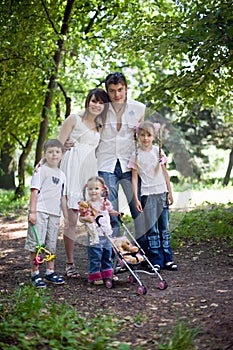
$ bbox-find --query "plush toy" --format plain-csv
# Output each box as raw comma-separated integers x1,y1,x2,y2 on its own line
78,201,99,245
114,237,144,264
78,200,98,218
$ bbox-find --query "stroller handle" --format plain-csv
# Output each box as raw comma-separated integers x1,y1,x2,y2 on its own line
95,213,124,227
118,214,124,224
95,215,103,227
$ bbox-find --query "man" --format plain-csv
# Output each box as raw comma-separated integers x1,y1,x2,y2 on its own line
97,72,146,236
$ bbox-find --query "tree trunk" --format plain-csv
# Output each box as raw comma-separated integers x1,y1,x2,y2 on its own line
34,0,75,166
15,137,34,198
223,147,233,186
0,143,16,190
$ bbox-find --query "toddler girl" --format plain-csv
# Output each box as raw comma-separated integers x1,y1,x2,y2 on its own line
79,176,122,286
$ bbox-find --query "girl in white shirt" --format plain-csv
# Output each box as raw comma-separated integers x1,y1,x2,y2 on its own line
128,121,178,272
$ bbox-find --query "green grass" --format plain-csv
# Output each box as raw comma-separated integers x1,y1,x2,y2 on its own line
0,286,129,350
0,286,199,350
158,322,199,350
171,202,233,248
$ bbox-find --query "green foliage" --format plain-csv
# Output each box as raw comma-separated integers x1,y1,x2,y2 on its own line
158,321,199,350
0,285,128,349
0,189,29,218
0,286,198,350
1,0,233,194
171,203,233,248
0,285,200,350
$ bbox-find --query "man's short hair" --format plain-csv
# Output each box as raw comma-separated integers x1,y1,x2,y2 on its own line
105,72,127,91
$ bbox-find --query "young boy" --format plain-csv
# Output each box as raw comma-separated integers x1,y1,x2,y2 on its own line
25,139,68,288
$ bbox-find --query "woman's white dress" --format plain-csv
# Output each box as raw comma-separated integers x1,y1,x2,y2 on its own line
60,114,100,209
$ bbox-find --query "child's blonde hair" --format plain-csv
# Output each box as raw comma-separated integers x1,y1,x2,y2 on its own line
134,121,162,171
137,121,159,138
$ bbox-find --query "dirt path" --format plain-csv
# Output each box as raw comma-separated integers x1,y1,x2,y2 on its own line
0,216,233,350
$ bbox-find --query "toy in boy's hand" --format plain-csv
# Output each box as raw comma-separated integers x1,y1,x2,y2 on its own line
34,245,56,266
32,226,56,266
77,200,99,245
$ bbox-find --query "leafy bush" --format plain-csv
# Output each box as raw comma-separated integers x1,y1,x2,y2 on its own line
171,203,233,248
0,189,29,218
0,285,200,350
0,286,129,349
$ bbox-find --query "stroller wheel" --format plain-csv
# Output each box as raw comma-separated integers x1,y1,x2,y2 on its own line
158,280,168,290
105,279,113,289
129,275,136,283
137,285,147,295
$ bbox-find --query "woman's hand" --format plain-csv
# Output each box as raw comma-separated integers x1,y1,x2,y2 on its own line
34,158,46,173
64,137,75,151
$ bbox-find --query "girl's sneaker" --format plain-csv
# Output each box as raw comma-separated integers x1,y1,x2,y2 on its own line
31,274,46,288
44,272,65,285
93,279,104,285
165,262,178,271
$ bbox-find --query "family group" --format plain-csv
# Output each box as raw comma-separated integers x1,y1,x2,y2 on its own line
25,72,177,288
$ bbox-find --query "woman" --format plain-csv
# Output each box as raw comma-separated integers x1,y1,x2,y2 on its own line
58,88,109,278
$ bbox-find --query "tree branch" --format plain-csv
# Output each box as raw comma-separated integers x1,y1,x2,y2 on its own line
41,0,59,34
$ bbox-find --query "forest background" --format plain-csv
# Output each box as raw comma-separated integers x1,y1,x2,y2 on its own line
0,2,233,349
0,0,233,196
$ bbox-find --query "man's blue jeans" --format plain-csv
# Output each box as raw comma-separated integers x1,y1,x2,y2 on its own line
137,192,173,268
99,160,141,237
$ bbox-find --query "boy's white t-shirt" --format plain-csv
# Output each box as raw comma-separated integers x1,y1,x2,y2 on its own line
30,164,66,216
128,145,168,196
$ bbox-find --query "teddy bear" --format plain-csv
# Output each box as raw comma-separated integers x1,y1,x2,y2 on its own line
78,201,99,245
114,237,144,264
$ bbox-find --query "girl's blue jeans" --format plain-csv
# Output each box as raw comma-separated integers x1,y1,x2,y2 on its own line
99,160,141,237
87,236,112,274
137,192,173,268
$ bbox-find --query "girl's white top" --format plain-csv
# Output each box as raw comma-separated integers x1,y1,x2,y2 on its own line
128,145,168,196
91,198,113,237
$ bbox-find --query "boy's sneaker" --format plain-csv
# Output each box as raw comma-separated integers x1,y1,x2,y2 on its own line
44,272,65,285
31,274,46,288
